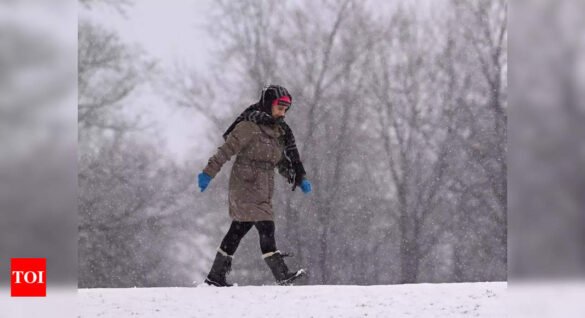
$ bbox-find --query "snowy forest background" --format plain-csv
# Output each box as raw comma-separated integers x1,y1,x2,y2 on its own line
78,0,507,287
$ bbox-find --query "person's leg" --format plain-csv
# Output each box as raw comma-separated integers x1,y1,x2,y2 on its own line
219,220,254,256
255,221,306,285
254,221,277,254
206,220,253,287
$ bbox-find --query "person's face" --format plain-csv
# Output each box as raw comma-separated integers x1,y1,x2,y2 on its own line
272,104,288,118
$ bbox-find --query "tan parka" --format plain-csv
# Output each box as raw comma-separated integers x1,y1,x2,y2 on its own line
203,121,285,221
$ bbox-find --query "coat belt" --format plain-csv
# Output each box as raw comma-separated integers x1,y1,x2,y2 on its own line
235,157,275,170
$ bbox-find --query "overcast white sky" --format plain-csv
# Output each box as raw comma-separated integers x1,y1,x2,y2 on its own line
85,0,213,71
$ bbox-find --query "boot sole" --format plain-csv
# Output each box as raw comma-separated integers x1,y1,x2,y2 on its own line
204,278,233,287
278,269,306,286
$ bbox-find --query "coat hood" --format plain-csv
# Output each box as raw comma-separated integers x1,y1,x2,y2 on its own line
258,84,293,114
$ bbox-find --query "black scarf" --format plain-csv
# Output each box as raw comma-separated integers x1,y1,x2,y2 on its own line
223,87,306,191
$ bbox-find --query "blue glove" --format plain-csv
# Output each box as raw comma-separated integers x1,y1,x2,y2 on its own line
300,178,312,194
198,172,212,192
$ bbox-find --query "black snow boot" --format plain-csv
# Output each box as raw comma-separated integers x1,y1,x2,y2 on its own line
263,251,306,285
204,249,233,287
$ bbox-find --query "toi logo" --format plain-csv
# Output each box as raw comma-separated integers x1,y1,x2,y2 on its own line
11,258,46,297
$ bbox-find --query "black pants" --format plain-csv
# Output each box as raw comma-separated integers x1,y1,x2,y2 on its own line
219,220,277,256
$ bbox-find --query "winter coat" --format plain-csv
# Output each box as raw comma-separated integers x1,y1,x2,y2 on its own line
203,121,285,222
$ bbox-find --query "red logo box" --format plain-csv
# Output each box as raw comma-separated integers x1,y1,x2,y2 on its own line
11,258,46,297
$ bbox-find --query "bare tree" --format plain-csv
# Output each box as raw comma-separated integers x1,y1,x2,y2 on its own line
78,138,195,287
364,4,452,283
78,2,203,287
445,0,507,281
78,21,154,142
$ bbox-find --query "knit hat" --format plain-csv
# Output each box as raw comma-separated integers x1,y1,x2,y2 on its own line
273,95,291,107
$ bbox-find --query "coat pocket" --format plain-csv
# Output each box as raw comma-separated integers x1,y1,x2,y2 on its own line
236,164,257,183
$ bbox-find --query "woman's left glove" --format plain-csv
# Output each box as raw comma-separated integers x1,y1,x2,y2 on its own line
198,172,212,192
300,178,312,194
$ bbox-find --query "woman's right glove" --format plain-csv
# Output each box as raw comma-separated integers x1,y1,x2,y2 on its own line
198,172,212,192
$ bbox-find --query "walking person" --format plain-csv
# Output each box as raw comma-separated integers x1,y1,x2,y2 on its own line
198,84,312,286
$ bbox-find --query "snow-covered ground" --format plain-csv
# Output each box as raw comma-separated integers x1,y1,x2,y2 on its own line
78,282,506,317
